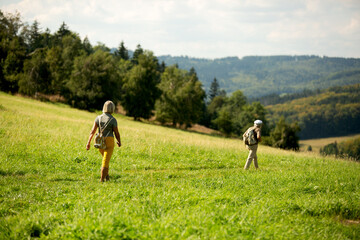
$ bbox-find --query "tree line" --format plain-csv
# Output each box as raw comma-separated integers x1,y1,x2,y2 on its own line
0,11,300,150
320,137,360,161
198,78,301,150
265,84,360,139
0,11,200,119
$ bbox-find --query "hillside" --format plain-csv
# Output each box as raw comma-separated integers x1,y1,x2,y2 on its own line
0,92,359,239
265,84,360,139
157,55,360,98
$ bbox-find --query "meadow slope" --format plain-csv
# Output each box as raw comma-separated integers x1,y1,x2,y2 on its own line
0,92,359,239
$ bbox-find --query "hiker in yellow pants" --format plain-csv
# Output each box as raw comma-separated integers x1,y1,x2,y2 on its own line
86,101,121,182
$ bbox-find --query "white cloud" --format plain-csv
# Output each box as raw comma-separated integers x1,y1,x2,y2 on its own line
1,0,360,58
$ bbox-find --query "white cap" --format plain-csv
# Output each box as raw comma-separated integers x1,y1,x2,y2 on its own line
254,120,263,126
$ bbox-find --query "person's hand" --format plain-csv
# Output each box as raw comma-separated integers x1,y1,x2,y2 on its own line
117,141,121,147
86,143,91,150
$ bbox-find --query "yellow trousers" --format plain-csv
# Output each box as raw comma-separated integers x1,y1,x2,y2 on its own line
99,137,114,168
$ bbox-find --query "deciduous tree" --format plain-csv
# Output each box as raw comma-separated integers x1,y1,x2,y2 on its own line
269,117,300,150
156,65,206,127
121,50,161,120
0,10,26,92
18,48,51,96
67,49,118,109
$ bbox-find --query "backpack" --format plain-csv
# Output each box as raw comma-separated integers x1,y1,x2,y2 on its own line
244,127,258,146
94,116,113,149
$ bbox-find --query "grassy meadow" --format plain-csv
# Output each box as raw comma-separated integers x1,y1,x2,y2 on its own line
0,92,359,239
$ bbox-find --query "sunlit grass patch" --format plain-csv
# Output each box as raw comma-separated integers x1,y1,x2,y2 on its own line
1,92,359,239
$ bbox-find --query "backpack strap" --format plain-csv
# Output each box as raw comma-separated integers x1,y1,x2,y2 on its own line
98,115,113,136
98,115,103,134
246,126,255,136
247,126,258,146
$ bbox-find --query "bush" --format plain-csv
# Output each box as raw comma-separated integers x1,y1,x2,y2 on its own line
265,117,300,151
339,137,360,160
320,137,360,161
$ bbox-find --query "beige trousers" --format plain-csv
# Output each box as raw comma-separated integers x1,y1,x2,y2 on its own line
244,144,258,170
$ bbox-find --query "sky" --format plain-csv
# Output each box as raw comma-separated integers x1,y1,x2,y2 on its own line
1,0,360,59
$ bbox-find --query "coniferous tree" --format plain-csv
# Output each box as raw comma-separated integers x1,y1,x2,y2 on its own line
26,20,43,53
158,61,166,73
131,44,143,65
115,41,129,60
209,77,219,102
82,36,93,55
54,22,71,44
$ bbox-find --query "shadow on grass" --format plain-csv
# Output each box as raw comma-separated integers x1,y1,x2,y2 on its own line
107,174,122,181
0,170,27,176
118,165,240,177
50,177,82,182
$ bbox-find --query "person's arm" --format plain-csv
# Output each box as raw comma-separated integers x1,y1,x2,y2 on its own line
86,122,98,150
257,129,262,142
113,126,121,147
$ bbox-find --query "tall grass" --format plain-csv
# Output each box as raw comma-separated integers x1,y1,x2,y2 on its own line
0,92,359,239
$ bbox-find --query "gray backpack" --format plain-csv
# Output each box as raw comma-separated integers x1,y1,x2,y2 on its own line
94,116,113,149
244,127,257,146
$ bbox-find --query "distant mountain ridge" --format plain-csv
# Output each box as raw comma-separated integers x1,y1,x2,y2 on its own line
157,55,360,98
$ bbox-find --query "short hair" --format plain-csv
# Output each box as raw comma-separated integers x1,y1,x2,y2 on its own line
102,100,115,114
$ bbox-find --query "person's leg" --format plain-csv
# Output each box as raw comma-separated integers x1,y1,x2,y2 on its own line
244,145,257,170
101,137,114,182
99,149,104,157
254,154,259,169
244,146,254,170
253,145,259,169
99,149,105,182
100,167,108,182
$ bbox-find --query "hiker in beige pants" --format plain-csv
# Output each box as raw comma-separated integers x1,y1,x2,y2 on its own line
243,120,262,170
244,144,259,169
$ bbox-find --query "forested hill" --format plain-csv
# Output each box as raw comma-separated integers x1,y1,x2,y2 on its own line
157,55,360,98
265,83,360,139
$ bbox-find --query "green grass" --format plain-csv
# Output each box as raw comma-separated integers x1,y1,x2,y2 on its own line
1,92,359,239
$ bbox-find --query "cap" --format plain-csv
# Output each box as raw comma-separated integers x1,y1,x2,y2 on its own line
254,120,263,126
